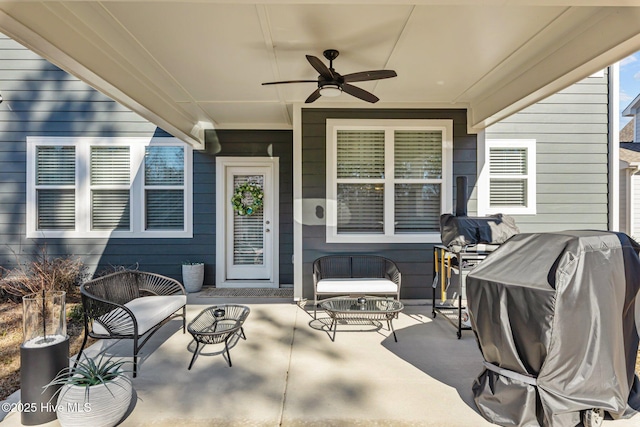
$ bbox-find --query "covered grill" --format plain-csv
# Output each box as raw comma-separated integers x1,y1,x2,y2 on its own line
467,230,640,427
432,176,519,337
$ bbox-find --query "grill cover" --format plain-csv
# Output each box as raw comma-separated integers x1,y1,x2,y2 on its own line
467,230,640,427
440,213,519,250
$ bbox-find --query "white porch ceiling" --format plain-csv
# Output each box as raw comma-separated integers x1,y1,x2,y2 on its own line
2,1,640,148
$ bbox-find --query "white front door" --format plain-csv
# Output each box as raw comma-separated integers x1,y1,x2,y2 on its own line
216,157,279,287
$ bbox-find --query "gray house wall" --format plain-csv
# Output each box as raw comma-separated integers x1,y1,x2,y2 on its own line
301,108,476,299
484,70,610,232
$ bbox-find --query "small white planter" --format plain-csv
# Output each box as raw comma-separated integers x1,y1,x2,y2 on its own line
56,374,132,427
182,263,204,293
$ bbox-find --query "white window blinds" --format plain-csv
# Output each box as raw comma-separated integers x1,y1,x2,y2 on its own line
489,147,527,207
91,147,130,230
336,130,385,233
36,146,75,230
28,138,191,238
144,146,185,230
337,130,385,178
331,124,447,238
394,131,442,179
394,130,442,233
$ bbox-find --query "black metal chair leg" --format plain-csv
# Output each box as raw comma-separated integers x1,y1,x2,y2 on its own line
182,306,186,333
225,339,232,367
238,327,247,340
388,318,398,342
133,336,139,378
188,341,200,370
73,332,89,370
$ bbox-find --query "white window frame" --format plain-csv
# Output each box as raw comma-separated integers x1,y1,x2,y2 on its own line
478,138,536,216
26,136,193,239
326,119,453,244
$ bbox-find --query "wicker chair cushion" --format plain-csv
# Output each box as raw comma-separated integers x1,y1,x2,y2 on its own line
93,295,187,336
316,278,398,294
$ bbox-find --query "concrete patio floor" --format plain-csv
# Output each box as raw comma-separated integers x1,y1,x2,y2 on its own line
3,294,640,426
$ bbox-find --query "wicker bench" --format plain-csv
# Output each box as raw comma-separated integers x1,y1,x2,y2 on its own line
76,270,187,377
312,255,401,318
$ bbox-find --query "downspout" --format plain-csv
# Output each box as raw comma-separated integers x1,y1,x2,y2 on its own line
609,63,620,231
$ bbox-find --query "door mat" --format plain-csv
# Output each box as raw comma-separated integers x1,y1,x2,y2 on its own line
198,287,293,298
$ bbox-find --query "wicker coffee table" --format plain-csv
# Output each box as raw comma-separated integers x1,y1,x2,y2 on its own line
187,304,250,368
320,296,404,342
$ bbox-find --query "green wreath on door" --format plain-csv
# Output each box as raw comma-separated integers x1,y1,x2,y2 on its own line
231,182,264,216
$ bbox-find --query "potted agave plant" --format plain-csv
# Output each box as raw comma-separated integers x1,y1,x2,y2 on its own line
45,355,133,427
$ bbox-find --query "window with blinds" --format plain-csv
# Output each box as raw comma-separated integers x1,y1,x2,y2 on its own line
329,120,451,242
489,147,527,207
481,139,536,216
144,146,185,230
27,138,191,238
91,147,130,230
394,130,442,233
35,146,75,230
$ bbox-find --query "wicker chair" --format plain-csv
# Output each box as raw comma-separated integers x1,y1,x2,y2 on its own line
312,255,401,318
76,270,187,377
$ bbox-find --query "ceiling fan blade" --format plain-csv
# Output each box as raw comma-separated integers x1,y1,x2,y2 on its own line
262,80,317,85
305,88,322,103
342,83,379,103
306,55,334,80
342,70,397,83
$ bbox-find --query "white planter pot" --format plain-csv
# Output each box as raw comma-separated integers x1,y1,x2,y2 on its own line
56,374,132,427
182,263,204,293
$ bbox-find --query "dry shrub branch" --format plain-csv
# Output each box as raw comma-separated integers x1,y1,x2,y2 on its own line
0,245,88,302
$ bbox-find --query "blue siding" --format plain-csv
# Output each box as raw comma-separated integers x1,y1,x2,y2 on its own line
301,108,476,299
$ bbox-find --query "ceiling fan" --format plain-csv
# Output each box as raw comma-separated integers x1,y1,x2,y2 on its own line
262,49,397,103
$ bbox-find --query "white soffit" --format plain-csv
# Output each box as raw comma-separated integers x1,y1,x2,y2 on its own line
1,1,640,146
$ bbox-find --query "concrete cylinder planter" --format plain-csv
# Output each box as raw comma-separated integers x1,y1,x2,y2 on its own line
182,263,204,293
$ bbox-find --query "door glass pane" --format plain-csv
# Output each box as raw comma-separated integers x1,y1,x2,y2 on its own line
337,183,384,234
395,183,440,233
233,175,264,265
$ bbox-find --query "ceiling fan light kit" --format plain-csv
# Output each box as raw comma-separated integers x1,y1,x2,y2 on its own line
262,49,396,103
319,84,342,97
